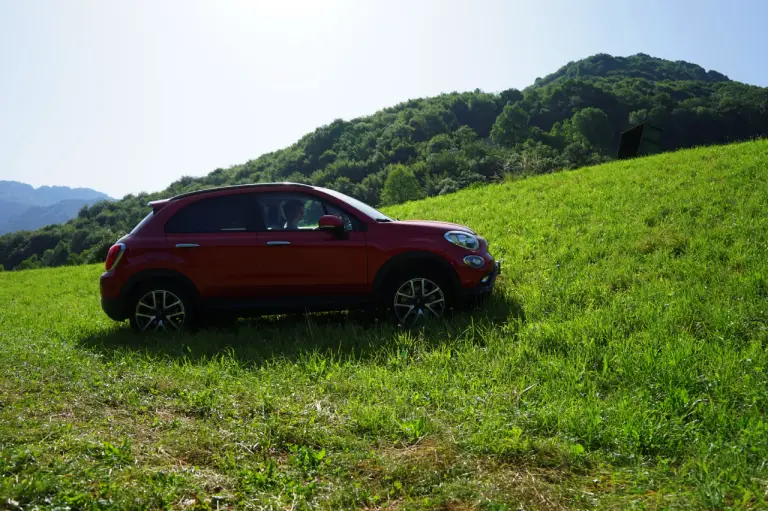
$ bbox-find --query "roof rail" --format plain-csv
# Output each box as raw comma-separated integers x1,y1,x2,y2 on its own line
168,182,314,201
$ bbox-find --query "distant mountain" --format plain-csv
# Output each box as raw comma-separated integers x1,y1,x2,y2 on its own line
0,180,110,207
0,198,107,234
0,181,112,235
0,199,30,221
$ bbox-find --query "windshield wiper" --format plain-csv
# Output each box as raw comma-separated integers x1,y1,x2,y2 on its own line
375,218,393,223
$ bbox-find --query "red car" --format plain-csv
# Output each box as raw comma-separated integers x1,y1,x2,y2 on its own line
100,183,500,332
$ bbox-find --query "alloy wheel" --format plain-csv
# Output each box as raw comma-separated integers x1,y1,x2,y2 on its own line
134,289,186,332
393,278,446,325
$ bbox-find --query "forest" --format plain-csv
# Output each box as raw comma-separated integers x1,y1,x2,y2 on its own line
1,52,767,271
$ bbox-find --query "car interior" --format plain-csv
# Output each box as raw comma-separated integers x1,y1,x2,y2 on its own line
257,195,355,231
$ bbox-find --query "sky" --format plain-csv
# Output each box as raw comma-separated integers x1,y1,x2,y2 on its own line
1,0,766,199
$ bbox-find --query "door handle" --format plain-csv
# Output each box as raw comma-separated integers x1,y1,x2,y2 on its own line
266,241,291,246
175,243,200,248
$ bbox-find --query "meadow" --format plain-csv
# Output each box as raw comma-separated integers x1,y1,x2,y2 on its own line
1,140,767,509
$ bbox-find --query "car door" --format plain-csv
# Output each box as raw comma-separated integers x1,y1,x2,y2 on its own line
252,192,368,300
164,192,265,299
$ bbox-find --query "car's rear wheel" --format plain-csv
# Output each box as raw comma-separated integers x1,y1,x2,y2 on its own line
387,271,450,326
128,283,192,333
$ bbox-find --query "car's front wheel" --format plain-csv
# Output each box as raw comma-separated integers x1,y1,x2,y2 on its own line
387,271,450,326
128,283,191,333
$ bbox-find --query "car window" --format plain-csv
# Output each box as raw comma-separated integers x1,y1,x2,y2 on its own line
317,187,392,222
325,203,359,231
258,193,361,232
131,211,154,234
165,194,264,233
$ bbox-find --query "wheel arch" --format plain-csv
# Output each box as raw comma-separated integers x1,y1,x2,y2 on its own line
372,251,461,297
122,269,200,304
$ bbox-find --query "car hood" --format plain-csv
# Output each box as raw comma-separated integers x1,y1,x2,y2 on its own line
391,220,476,234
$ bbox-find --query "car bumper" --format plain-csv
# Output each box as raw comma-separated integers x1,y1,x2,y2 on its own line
101,296,127,321
459,261,501,301
100,270,128,321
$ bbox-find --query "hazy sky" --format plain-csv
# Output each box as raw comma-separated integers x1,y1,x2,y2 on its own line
1,0,766,199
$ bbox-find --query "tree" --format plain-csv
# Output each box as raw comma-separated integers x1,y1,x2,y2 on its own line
408,109,450,142
70,229,90,254
467,95,501,138
425,134,453,154
18,254,43,270
490,103,530,147
629,109,649,126
332,176,355,196
499,88,524,105
52,240,71,266
456,170,486,188
503,141,562,175
355,171,386,207
562,140,593,169
437,177,459,195
425,150,464,180
380,165,425,205
453,126,478,146
41,249,55,267
569,107,614,153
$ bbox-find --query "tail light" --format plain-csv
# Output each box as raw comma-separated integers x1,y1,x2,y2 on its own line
105,243,126,271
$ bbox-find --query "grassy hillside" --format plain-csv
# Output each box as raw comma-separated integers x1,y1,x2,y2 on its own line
2,52,767,271
1,140,767,509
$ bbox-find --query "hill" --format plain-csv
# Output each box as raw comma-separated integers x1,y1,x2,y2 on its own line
0,181,112,236
1,140,766,508
0,180,110,207
0,198,29,223
1,52,767,270
0,198,107,235
532,52,731,87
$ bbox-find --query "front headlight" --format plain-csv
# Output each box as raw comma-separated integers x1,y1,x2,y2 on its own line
463,255,485,268
444,231,479,250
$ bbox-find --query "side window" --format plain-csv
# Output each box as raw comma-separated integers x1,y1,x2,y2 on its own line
131,211,154,234
325,203,360,231
165,194,263,233
298,199,325,229
258,193,361,232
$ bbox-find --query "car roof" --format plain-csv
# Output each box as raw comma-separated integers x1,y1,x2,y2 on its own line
167,182,316,202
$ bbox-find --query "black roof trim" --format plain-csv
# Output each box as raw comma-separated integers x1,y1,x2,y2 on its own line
168,182,315,201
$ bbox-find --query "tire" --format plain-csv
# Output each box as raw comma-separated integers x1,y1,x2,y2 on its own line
383,269,452,326
128,281,194,333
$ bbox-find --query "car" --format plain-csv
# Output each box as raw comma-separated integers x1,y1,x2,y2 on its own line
100,183,500,332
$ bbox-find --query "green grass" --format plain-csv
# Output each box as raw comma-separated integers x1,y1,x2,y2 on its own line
2,140,768,510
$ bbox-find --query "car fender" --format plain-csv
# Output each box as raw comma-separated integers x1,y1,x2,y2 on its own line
371,250,461,296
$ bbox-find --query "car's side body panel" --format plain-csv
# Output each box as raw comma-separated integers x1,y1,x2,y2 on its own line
99,183,499,323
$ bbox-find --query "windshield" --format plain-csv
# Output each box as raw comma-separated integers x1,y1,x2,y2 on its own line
319,187,393,222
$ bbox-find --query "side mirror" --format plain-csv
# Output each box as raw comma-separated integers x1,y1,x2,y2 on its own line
318,215,344,231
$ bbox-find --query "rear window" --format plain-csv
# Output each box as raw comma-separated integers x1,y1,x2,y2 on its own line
131,211,154,234
164,194,263,233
